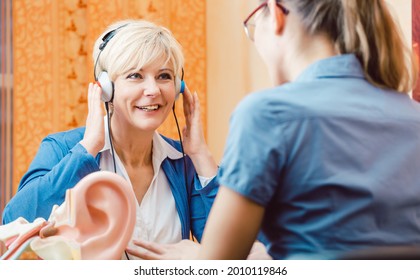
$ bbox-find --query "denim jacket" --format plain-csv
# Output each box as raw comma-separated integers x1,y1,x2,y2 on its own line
2,127,218,242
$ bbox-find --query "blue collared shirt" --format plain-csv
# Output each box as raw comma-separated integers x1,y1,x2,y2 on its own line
218,54,420,259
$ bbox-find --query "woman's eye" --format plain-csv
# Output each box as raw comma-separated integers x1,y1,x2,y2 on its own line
158,73,172,80
127,73,142,79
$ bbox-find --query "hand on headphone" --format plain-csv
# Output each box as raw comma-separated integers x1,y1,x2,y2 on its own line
181,85,217,178
79,82,105,157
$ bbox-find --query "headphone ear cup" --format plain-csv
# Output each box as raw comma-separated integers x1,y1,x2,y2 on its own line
97,71,114,102
180,80,185,94
175,77,185,100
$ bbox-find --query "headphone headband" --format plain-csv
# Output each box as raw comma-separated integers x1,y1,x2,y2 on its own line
99,24,129,51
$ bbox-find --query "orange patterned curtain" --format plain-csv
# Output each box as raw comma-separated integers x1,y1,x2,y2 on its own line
12,0,206,194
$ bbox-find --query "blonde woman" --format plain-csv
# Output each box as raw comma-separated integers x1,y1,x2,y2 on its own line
3,20,218,260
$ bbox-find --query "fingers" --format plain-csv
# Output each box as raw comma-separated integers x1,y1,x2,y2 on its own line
88,82,103,107
92,82,102,110
125,248,162,260
182,86,193,131
187,91,201,130
127,240,169,260
183,88,201,125
182,86,193,117
192,91,201,119
127,239,198,260
81,82,105,156
132,240,165,255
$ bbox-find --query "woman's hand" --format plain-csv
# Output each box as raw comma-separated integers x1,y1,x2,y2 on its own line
126,239,199,260
181,86,218,177
79,82,105,157
126,239,271,260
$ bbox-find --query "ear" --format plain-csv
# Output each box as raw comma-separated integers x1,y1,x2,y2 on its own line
31,171,137,260
268,0,285,35
76,171,137,259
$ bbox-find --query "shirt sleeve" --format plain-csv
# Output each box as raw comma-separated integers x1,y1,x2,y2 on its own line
190,170,219,242
217,93,287,206
2,135,99,224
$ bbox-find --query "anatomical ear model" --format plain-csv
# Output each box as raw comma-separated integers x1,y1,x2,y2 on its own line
0,171,136,260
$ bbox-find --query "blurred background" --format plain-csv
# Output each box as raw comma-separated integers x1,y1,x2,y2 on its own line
0,0,414,221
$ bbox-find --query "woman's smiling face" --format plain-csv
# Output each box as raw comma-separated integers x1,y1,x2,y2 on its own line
112,58,177,132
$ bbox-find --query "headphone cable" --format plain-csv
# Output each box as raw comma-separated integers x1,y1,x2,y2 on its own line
172,106,191,239
105,102,117,173
172,106,188,187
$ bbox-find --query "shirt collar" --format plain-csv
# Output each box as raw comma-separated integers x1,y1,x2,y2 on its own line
295,54,365,82
152,132,184,161
99,116,183,161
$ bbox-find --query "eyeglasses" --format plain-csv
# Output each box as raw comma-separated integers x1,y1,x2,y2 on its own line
243,1,290,41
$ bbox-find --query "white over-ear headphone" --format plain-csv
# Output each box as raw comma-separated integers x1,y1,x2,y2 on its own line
96,71,114,102
94,25,185,103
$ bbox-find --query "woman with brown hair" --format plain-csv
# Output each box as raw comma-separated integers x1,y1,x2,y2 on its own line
196,0,420,259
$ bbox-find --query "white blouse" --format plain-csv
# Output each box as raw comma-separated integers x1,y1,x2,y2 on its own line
99,118,183,259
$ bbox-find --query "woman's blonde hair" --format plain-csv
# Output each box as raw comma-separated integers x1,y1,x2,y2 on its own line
93,19,184,82
283,0,418,93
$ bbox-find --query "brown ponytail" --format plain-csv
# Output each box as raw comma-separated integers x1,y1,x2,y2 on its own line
339,0,417,92
284,0,418,93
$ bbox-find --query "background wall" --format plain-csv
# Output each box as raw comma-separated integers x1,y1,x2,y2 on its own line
206,0,413,163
